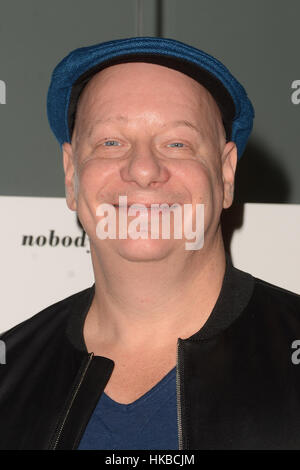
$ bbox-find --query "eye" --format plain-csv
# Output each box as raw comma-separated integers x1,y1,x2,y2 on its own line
167,142,185,148
103,140,121,146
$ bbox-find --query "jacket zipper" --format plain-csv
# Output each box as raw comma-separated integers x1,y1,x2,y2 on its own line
50,352,94,450
51,347,183,449
176,339,183,450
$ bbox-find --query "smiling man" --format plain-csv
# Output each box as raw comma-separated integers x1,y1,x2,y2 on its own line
63,58,235,409
1,37,300,450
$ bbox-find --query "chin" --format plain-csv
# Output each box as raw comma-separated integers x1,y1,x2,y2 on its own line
113,237,177,262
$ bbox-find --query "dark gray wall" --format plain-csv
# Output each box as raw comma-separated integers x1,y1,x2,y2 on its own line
0,0,299,202
163,0,300,203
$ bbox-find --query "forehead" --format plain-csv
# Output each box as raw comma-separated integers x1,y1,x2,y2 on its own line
77,62,221,114
72,62,224,144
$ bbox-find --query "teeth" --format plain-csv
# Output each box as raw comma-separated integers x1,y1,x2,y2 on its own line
131,204,149,209
113,203,180,211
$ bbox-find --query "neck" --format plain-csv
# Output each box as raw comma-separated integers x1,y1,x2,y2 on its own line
84,229,226,351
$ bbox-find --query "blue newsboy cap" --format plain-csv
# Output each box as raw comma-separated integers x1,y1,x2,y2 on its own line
47,36,254,159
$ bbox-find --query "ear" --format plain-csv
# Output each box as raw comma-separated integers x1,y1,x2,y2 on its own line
221,142,238,209
62,142,77,211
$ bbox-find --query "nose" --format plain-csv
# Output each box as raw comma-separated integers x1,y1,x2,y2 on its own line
120,141,170,188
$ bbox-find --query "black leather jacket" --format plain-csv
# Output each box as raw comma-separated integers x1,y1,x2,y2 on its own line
1,255,300,450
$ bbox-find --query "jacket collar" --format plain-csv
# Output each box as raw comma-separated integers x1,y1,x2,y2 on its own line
185,252,254,341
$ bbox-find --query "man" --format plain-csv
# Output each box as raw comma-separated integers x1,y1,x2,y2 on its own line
1,36,300,450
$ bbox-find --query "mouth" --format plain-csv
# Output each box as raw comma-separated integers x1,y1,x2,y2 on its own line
113,203,180,214
113,202,180,208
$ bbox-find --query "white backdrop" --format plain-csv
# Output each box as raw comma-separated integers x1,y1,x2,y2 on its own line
0,196,299,333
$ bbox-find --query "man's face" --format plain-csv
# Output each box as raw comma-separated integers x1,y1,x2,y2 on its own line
63,62,237,261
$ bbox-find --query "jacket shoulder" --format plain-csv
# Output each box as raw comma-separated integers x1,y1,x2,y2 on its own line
252,275,300,304
0,285,94,343
247,274,300,328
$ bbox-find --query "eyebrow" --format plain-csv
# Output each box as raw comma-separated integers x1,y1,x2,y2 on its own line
87,116,128,137
162,120,201,133
87,116,201,138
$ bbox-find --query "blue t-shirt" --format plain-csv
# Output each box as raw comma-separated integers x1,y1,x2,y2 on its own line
78,366,178,450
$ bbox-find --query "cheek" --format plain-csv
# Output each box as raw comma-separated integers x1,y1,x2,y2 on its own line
181,161,224,226
74,163,109,236
76,160,113,203
179,160,216,202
